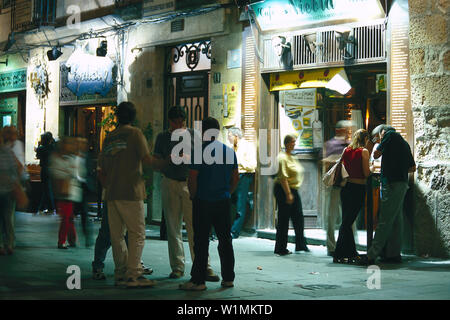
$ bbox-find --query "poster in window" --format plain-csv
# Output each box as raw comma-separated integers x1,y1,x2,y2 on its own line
279,88,316,150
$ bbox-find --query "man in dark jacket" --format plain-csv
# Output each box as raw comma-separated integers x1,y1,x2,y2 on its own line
359,125,416,265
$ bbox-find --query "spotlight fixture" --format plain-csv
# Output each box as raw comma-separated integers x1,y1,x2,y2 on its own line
0,57,7,66
3,33,16,52
96,40,107,57
47,47,62,61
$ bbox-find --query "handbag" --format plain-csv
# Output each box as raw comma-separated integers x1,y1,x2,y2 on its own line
322,149,349,187
13,182,29,210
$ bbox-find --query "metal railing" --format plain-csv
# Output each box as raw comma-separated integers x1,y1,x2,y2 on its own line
262,20,387,72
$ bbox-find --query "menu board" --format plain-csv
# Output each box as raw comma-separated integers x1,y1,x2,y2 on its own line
279,88,316,150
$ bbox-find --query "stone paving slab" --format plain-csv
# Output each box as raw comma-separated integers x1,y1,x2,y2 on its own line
1,212,449,301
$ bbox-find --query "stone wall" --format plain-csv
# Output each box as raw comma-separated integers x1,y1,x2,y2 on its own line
409,0,450,257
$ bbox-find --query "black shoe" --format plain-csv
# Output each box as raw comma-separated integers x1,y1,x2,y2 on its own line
295,246,310,252
275,250,292,256
355,254,375,266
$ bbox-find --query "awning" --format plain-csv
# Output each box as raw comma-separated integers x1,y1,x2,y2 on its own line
270,67,352,95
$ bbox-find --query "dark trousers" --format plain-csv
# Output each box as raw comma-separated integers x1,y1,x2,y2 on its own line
335,182,366,259
191,198,235,285
274,184,307,253
38,170,55,212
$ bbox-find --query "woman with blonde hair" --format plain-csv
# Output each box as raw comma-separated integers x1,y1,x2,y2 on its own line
333,129,372,263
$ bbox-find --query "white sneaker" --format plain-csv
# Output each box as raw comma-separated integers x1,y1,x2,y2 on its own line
126,276,156,288
179,281,207,291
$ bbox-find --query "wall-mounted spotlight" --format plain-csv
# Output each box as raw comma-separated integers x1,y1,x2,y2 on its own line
334,30,356,59
47,47,62,61
96,40,107,57
0,57,7,66
3,33,16,52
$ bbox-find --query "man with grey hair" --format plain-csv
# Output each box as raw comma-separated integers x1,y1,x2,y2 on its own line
358,125,416,265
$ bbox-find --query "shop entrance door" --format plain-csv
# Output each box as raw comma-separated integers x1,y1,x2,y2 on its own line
168,72,209,129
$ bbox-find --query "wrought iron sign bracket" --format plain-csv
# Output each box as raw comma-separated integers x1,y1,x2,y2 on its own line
172,41,211,71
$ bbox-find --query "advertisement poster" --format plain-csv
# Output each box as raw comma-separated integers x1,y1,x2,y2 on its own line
222,83,238,127
279,88,317,149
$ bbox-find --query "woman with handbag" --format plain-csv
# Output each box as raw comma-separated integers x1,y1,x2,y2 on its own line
333,129,372,263
273,134,309,255
50,137,83,249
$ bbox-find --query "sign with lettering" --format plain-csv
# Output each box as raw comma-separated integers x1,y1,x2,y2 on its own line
270,67,343,91
250,0,385,31
0,69,27,93
65,51,115,97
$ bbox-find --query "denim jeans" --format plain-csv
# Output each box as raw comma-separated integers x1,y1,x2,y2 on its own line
231,173,253,237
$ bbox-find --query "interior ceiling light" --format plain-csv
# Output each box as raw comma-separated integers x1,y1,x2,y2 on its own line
96,40,107,57
47,47,63,61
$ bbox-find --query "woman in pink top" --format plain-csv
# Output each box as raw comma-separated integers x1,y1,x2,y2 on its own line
333,129,372,263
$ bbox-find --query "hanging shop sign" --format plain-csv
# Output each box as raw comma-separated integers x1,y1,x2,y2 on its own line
0,68,27,93
270,67,344,91
250,0,385,31
65,50,115,97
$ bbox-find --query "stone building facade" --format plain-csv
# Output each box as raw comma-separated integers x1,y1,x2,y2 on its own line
409,0,450,257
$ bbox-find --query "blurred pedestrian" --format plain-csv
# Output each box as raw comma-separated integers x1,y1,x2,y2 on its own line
333,129,372,263
98,101,155,288
180,117,239,291
73,137,94,247
322,120,358,256
273,134,309,256
36,132,56,215
358,125,416,265
0,128,20,255
50,137,82,249
227,127,257,239
152,106,219,281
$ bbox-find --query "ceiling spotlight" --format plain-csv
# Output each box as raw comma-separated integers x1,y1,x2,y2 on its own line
3,33,16,52
47,47,62,61
96,40,107,57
